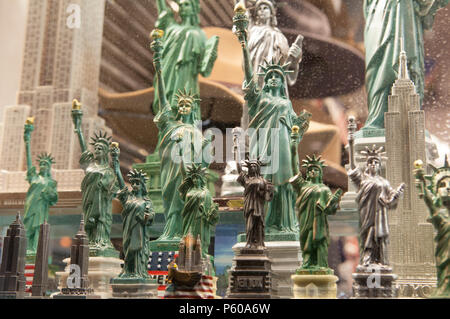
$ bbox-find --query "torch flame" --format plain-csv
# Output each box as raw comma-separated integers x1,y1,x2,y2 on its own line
72,99,81,110
26,117,35,125
414,160,423,169
150,29,164,40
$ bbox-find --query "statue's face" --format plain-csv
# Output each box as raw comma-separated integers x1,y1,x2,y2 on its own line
192,175,202,188
179,0,194,18
266,72,283,89
307,166,321,180
256,4,272,22
177,98,193,116
438,177,450,205
94,143,108,159
367,158,380,175
39,161,50,174
248,163,259,176
131,179,144,193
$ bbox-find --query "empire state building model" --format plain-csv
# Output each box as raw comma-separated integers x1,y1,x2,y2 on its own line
385,41,436,298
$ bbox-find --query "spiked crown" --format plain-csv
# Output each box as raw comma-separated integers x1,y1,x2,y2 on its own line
37,153,55,165
90,131,112,148
430,155,450,193
258,57,294,79
128,169,149,185
358,145,387,162
186,164,207,179
302,154,326,170
174,89,201,110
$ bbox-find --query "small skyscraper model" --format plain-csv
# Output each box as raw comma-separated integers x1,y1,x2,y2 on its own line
0,213,27,299
30,222,51,298
164,234,216,299
385,39,436,297
55,216,93,299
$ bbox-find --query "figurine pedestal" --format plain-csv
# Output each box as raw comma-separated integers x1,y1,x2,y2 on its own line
110,278,157,299
232,241,301,298
56,256,122,299
352,265,398,298
292,269,338,299
226,247,272,299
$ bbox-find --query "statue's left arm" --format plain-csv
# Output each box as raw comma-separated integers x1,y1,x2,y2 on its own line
386,182,406,209
200,36,219,77
415,0,449,29
286,35,304,86
324,189,344,215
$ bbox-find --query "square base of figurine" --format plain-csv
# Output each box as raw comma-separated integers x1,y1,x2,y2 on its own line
237,231,299,243
291,270,338,299
53,294,101,299
352,264,398,299
110,278,157,298
89,246,120,258
226,247,272,299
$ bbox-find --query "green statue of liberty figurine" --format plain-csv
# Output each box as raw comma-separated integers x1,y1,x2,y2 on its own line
414,157,450,298
153,0,219,123
179,163,219,261
362,0,448,131
233,5,311,239
71,100,119,256
23,118,58,255
151,30,212,242
111,143,155,279
290,127,343,272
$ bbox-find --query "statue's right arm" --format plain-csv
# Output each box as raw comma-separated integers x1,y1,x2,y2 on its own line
71,107,87,154
113,158,126,191
151,38,169,114
240,32,254,85
290,134,300,177
24,124,34,172
414,168,438,215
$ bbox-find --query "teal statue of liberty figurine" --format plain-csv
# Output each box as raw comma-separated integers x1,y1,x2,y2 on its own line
111,143,155,279
233,4,311,239
151,30,212,242
71,100,118,256
23,118,58,255
362,0,448,131
154,0,219,123
179,163,219,262
290,127,343,272
414,157,450,298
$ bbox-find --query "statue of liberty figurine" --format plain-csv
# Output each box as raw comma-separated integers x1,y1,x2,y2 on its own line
151,30,212,242
71,100,119,256
153,0,219,123
233,5,311,239
414,157,450,298
23,118,58,255
111,143,155,280
179,163,219,263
